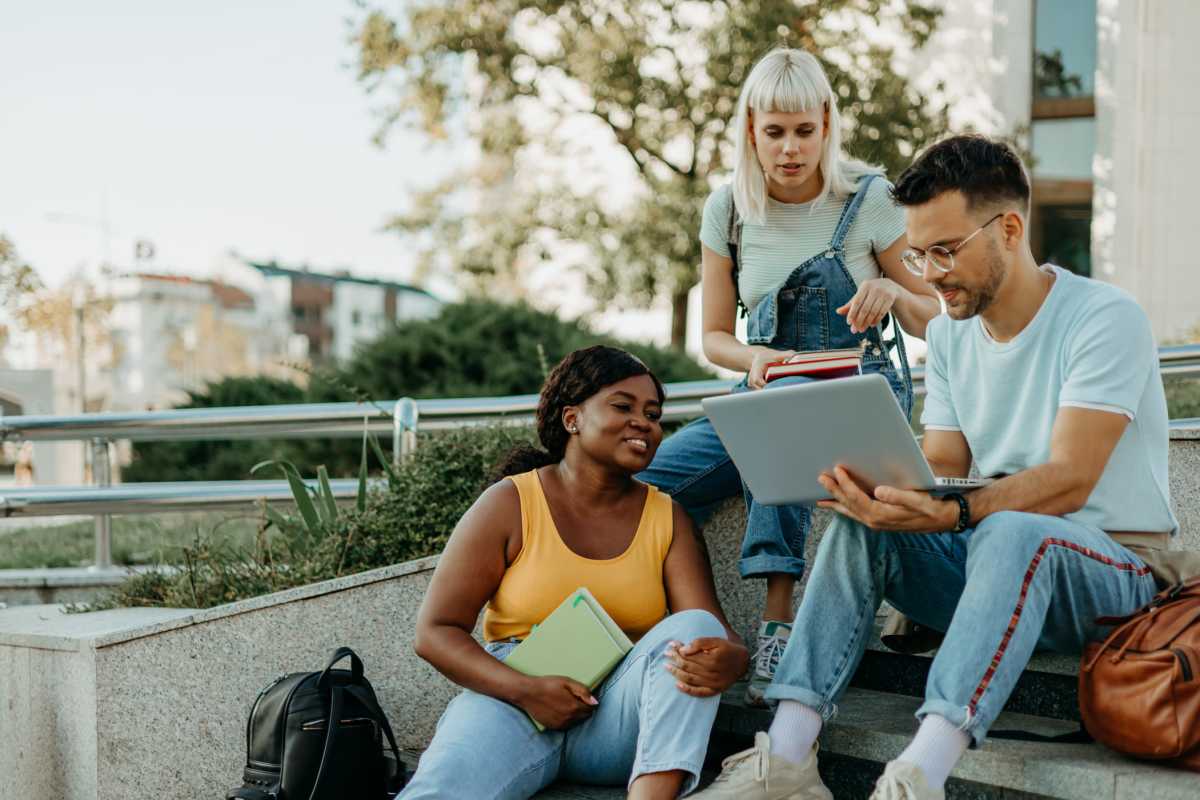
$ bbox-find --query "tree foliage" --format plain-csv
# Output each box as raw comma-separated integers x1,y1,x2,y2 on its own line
354,0,947,345
0,234,43,354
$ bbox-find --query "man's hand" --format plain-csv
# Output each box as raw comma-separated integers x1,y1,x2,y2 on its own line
817,465,959,532
664,637,750,697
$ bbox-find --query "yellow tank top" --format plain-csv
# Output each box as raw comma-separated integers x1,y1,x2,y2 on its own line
482,469,673,643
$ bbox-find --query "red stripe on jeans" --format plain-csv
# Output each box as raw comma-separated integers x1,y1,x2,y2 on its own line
967,537,1150,715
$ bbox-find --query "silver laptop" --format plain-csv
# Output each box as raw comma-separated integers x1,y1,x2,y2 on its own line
701,373,992,506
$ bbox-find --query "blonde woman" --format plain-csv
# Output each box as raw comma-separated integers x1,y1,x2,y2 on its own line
638,47,939,706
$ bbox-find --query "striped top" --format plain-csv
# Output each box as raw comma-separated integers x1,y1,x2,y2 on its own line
699,178,907,312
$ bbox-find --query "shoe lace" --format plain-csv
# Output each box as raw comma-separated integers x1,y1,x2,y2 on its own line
752,629,788,677
712,740,768,785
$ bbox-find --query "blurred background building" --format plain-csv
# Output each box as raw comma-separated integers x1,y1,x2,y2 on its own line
925,0,1199,342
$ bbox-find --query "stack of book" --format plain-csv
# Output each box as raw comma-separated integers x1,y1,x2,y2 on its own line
763,344,866,383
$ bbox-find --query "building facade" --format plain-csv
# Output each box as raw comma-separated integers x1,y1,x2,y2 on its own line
925,0,1200,342
239,261,442,364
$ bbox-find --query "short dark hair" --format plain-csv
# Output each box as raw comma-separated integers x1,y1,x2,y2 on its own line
892,134,1030,214
489,345,665,481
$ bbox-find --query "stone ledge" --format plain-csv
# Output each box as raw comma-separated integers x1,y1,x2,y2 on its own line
0,557,445,800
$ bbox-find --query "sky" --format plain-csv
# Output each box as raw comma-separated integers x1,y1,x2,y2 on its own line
1,1,456,291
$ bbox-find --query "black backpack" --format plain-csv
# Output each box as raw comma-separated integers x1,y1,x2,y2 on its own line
227,647,406,800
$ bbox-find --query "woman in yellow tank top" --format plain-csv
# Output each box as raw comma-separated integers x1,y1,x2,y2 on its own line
403,346,749,800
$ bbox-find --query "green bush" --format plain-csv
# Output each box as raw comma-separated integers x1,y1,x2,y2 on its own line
86,425,536,610
1166,377,1200,420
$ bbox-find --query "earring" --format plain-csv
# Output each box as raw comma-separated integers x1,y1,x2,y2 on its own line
568,425,578,434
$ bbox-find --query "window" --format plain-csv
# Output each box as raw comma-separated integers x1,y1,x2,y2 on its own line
1030,0,1096,276
351,310,362,326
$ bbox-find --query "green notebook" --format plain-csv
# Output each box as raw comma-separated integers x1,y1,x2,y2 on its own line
503,587,634,730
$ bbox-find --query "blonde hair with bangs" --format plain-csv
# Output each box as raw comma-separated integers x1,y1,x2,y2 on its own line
733,48,883,225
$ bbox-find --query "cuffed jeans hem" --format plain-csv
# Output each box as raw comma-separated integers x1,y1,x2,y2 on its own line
628,759,704,796
738,554,806,580
761,686,837,722
914,698,983,748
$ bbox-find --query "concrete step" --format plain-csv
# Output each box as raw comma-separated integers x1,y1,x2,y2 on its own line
855,646,1082,722
712,687,1198,799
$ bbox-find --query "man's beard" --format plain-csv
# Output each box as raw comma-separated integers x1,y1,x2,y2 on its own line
946,246,1006,319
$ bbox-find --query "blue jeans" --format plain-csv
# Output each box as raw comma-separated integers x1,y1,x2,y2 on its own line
638,375,820,579
764,511,1158,745
401,610,726,799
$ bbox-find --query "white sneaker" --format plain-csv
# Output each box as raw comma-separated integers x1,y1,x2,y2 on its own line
745,620,791,707
691,731,833,800
868,761,945,800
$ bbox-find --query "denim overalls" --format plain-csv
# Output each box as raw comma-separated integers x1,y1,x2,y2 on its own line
638,175,914,579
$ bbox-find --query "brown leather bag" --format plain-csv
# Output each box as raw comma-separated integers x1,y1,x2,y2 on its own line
1079,578,1200,772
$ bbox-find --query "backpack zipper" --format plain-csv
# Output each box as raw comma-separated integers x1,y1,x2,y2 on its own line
1174,649,1194,681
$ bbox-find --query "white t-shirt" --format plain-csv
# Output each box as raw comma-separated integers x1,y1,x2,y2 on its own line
921,265,1178,535
699,177,906,311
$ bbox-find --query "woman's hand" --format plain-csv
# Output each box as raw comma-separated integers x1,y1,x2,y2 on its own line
664,637,750,697
747,348,796,389
514,674,598,730
836,277,903,334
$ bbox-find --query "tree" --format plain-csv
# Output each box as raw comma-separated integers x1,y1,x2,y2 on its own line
308,297,713,404
14,274,116,412
0,234,43,355
354,0,946,347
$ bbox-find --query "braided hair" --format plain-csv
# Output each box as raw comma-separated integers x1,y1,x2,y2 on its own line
490,345,666,482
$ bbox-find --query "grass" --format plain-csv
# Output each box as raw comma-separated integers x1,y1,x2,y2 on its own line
0,512,261,570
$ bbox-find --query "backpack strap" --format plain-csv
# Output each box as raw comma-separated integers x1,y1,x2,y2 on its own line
726,187,747,318
316,646,364,690
307,685,346,800
377,704,407,791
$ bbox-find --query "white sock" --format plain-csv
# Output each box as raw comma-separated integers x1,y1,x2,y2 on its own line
768,701,823,765
896,714,971,789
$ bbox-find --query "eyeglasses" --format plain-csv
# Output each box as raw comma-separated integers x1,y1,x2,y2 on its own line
901,213,1004,276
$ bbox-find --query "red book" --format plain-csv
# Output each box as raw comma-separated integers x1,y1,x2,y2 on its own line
764,346,865,383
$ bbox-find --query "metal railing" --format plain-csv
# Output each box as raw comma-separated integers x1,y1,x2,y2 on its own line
1,344,1198,569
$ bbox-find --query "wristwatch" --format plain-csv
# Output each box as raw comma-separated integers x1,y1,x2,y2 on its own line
945,492,971,533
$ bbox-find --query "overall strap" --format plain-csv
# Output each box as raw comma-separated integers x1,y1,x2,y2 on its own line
726,187,747,317
829,174,879,253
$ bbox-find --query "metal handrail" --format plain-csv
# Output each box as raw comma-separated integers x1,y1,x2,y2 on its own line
0,343,1197,569
0,379,739,443
0,479,368,518
3,345,1198,445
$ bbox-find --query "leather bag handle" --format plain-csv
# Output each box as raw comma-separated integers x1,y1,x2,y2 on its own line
316,647,364,690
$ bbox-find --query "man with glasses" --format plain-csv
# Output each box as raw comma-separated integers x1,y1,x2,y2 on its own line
693,135,1177,800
